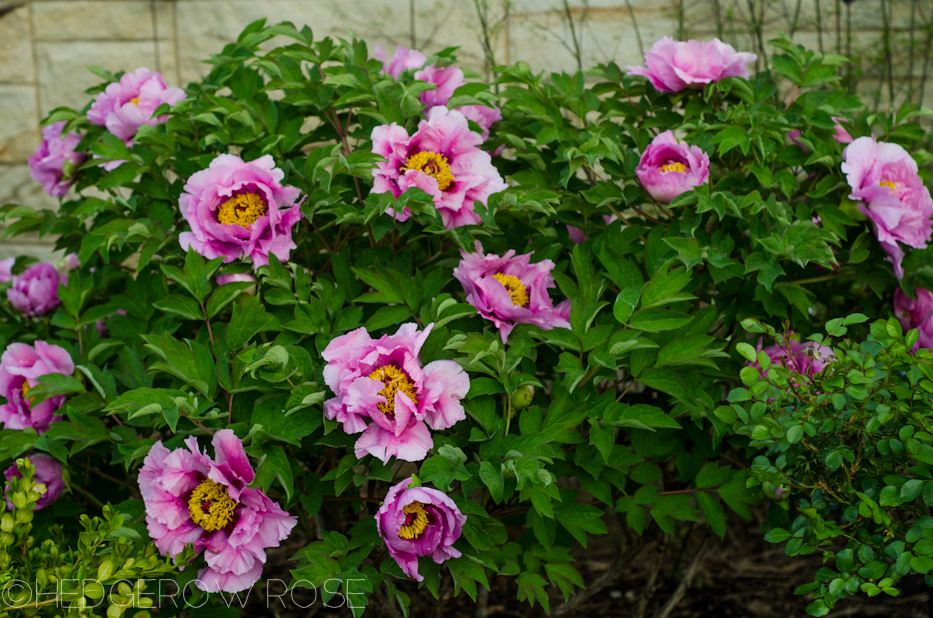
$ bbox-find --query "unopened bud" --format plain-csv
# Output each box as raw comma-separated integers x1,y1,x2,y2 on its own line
510,385,535,410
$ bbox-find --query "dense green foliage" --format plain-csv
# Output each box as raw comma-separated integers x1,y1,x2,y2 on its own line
1,20,931,616
735,317,933,616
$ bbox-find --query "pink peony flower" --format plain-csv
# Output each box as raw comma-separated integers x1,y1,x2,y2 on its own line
375,478,465,582
28,122,86,198
375,44,427,79
786,129,806,150
371,107,507,229
139,429,297,593
0,258,15,283
415,65,463,110
414,65,501,140
178,154,304,268
832,117,853,145
87,67,185,143
54,252,79,276
0,341,75,432
750,338,834,379
7,262,64,317
894,287,933,351
841,136,933,279
636,130,710,204
628,37,757,93
5,454,65,511
322,323,469,464
453,241,572,343
567,225,586,245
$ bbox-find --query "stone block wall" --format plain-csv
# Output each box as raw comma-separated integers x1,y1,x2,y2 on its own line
0,0,681,259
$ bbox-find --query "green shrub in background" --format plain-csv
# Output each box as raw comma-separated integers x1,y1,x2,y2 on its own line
0,458,185,618
0,19,930,616
734,316,933,616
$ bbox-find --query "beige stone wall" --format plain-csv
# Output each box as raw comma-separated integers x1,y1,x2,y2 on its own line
0,0,925,259
0,0,682,259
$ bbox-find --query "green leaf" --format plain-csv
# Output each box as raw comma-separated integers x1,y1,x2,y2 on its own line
479,461,504,503
227,295,276,350
447,555,489,602
612,286,641,324
628,308,694,332
256,445,294,501
696,492,726,538
764,528,792,543
545,562,584,602
588,418,614,463
153,295,203,321
641,267,692,308
420,455,471,492
29,373,86,405
516,572,550,612
554,503,607,547
607,403,682,431
207,282,254,317
363,305,412,331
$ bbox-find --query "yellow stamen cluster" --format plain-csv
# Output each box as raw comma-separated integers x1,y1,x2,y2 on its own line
493,273,530,307
188,479,237,531
129,97,140,105
368,364,418,419
401,151,455,191
879,180,897,193
659,161,688,173
21,382,32,404
398,501,430,540
216,192,267,228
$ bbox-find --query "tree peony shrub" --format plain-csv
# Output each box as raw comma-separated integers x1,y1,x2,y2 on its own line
0,22,930,616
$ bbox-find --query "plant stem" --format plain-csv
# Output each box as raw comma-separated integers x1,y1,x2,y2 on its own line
792,271,854,286
70,483,104,509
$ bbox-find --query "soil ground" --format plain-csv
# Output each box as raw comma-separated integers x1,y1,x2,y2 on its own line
242,508,931,618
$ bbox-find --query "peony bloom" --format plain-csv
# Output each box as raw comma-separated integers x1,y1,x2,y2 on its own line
628,37,757,93
4,454,65,511
894,287,933,351
139,429,297,593
567,225,587,245
453,241,572,343
415,65,463,110
458,103,502,141
375,478,465,581
375,44,427,79
28,122,86,198
322,323,469,464
832,117,853,145
636,130,710,204
178,154,304,268
7,262,65,317
414,65,501,140
87,67,185,143
54,252,79,276
751,338,834,379
841,136,933,279
370,106,507,229
0,258,15,283
0,341,75,432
